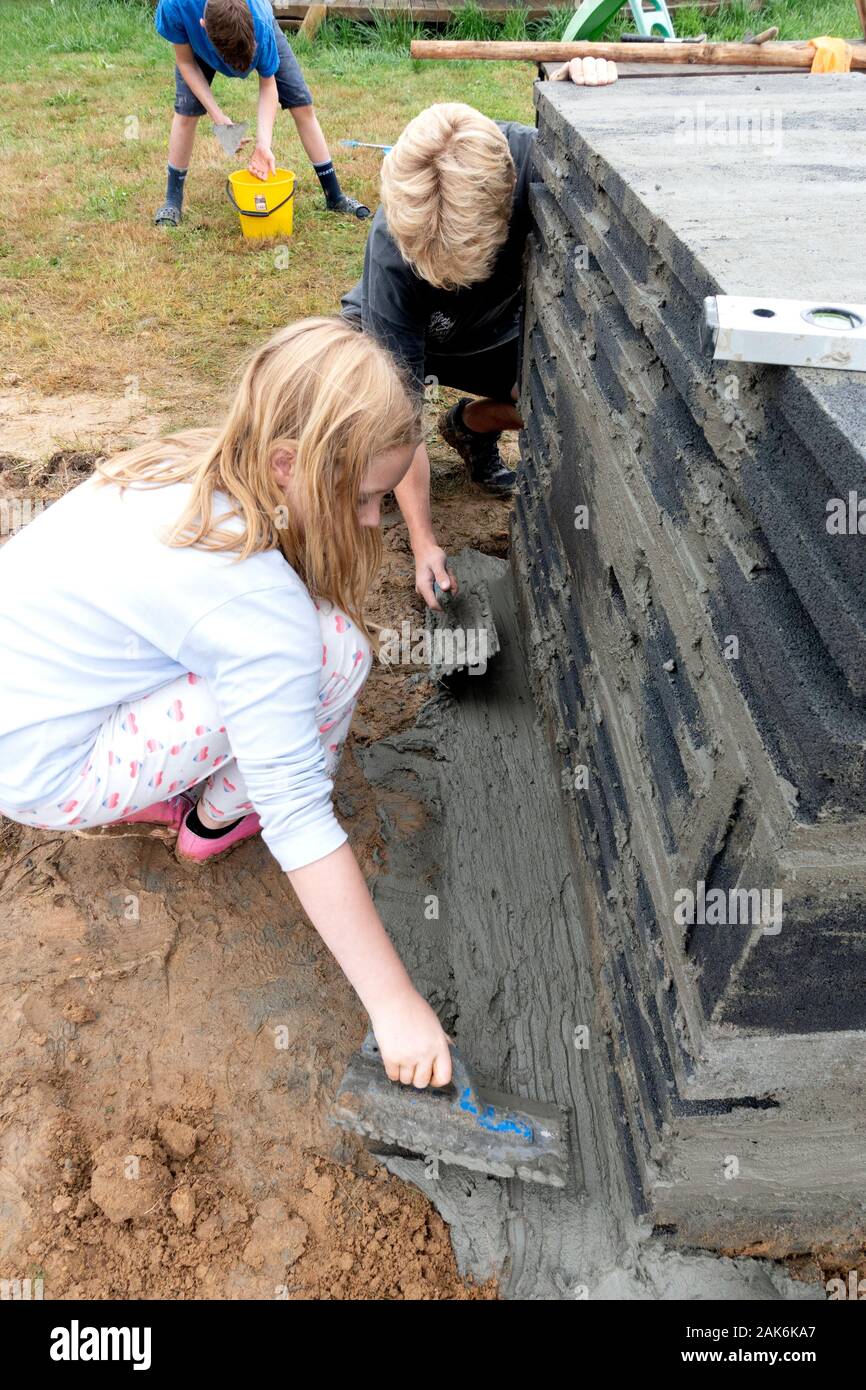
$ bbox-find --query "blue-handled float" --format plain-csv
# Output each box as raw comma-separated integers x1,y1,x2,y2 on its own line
331,1030,569,1187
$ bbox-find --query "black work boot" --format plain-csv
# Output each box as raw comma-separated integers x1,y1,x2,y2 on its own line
438,398,517,496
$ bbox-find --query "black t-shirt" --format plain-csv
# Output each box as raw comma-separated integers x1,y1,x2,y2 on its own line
341,122,537,390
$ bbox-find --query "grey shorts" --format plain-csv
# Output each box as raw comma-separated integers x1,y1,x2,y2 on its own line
173,19,313,117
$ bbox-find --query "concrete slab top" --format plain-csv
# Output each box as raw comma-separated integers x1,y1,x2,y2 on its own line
536,74,866,306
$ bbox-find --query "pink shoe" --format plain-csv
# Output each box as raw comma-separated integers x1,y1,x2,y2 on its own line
175,810,261,865
74,792,194,842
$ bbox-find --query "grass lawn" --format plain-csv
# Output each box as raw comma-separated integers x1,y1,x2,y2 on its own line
0,0,856,425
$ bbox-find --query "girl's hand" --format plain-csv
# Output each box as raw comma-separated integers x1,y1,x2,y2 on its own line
249,143,276,181
369,989,453,1089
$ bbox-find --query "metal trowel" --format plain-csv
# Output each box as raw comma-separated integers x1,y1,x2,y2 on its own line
212,121,249,158
332,1031,568,1186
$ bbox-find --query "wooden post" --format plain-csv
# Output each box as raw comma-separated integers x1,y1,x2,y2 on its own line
855,0,866,41
409,39,866,70
299,5,328,41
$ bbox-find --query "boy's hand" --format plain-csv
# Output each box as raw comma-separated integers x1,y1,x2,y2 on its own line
369,988,453,1089
248,144,276,181
414,539,458,610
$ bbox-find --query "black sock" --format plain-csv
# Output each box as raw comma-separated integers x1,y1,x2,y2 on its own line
312,159,342,206
186,803,243,839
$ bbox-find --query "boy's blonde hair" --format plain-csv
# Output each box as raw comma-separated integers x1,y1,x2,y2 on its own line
97,319,420,639
380,103,516,291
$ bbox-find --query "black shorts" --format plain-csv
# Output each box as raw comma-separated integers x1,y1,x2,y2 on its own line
173,18,313,116
424,337,519,403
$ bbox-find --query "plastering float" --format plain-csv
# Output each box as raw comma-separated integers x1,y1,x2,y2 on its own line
332,1031,569,1186
212,121,250,158
425,549,501,682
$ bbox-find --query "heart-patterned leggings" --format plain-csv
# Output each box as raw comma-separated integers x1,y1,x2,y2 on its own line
6,599,372,831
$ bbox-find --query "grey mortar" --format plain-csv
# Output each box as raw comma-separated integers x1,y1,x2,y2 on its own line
359,553,825,1299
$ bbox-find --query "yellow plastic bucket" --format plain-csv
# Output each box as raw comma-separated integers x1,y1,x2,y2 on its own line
226,168,295,239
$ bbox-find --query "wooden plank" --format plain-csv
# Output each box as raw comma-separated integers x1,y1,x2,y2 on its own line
410,38,866,70
272,0,731,22
279,6,558,19
277,5,552,13
540,60,806,80
274,0,724,10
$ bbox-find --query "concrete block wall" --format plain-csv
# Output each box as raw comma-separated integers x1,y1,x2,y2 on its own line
514,75,866,1248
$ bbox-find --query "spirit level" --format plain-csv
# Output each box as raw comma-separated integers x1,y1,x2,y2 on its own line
701,296,866,372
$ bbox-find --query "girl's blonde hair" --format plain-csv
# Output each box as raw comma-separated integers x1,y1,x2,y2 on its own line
380,103,516,292
98,318,421,638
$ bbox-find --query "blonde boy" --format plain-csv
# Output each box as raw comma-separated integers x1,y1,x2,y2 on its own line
341,67,617,607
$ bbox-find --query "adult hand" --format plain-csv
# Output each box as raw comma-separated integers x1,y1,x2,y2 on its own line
369,988,453,1089
552,56,618,85
248,143,276,180
414,539,457,610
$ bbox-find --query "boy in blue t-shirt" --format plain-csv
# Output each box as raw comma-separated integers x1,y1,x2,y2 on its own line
154,0,369,225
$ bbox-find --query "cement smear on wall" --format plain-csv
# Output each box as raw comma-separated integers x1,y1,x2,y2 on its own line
360,552,822,1300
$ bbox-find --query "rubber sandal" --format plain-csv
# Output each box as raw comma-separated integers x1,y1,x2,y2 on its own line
327,195,371,220
154,202,182,227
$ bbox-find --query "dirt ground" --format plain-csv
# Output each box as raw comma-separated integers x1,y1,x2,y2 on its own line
0,389,512,1301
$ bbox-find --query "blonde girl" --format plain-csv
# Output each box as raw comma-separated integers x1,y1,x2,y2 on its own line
0,318,452,1090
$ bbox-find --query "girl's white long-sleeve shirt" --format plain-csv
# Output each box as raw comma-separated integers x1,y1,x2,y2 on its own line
0,476,348,873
